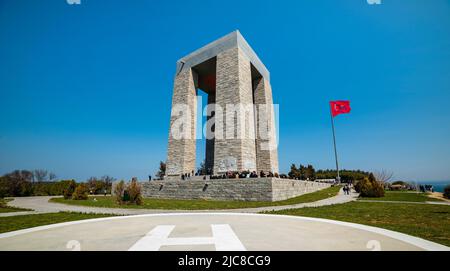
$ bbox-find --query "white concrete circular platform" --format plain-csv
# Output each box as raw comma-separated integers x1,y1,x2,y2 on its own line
0,213,448,251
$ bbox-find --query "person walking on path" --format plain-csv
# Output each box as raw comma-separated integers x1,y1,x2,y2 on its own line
343,185,349,195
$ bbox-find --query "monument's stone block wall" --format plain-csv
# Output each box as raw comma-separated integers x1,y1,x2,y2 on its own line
166,68,197,176
270,179,327,201
135,178,331,202
214,47,257,173
254,77,279,173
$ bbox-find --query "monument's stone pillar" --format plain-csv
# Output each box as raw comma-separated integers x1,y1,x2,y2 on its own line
166,68,197,176
254,77,279,173
213,47,257,174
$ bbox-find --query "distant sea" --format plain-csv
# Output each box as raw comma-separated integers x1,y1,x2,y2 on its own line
415,181,450,192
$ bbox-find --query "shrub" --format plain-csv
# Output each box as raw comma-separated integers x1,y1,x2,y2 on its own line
123,190,130,202
358,173,385,198
0,198,6,208
63,180,77,199
354,180,362,193
113,179,142,205
113,180,125,204
127,179,143,205
72,184,89,200
444,185,450,199
0,170,34,197
86,177,113,194
0,177,8,198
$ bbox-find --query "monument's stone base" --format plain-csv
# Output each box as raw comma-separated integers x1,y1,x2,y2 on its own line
138,178,331,202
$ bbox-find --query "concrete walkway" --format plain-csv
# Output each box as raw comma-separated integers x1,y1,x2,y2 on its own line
2,188,358,217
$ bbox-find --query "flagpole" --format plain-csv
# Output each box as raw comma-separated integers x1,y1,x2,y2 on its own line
330,105,340,183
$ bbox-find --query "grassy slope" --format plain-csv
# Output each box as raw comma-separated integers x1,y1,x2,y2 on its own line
50,185,342,210
360,191,442,202
265,201,450,247
0,212,116,234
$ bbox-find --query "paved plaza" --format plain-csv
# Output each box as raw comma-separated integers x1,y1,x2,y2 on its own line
1,213,448,251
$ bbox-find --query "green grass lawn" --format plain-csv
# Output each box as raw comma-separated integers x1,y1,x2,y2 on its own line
50,185,342,210
265,201,450,247
359,191,442,202
0,212,116,234
0,198,31,213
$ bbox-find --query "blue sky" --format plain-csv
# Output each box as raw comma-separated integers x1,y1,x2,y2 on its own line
1,0,449,182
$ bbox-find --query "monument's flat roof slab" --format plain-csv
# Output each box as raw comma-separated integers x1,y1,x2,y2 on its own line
176,30,270,81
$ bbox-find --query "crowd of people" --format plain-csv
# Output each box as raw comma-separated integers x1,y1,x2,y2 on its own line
210,170,277,180
176,170,290,180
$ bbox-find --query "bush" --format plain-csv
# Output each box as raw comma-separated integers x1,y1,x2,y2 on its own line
444,185,450,199
357,173,385,198
0,172,80,197
113,179,142,205
0,170,34,197
127,179,143,205
113,180,125,204
354,180,363,193
86,177,113,194
72,184,89,200
123,189,130,202
0,177,8,198
0,198,7,208
63,180,77,199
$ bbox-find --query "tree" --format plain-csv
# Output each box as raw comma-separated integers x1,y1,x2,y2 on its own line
299,165,307,180
156,161,166,179
101,175,115,193
33,169,48,182
83,176,115,194
101,175,115,186
86,177,99,194
288,164,316,180
63,180,77,199
3,170,34,196
305,165,316,180
374,170,394,184
0,177,8,198
288,164,298,179
316,169,370,182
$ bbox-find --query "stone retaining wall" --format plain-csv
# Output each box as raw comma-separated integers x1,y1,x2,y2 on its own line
114,178,331,202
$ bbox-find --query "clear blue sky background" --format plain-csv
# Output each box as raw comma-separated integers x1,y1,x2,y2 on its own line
1,0,449,182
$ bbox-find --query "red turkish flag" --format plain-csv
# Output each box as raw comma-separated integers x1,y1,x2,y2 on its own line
330,100,351,117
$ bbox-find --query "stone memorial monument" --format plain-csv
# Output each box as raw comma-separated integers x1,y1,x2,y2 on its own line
166,30,279,177
130,31,331,201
